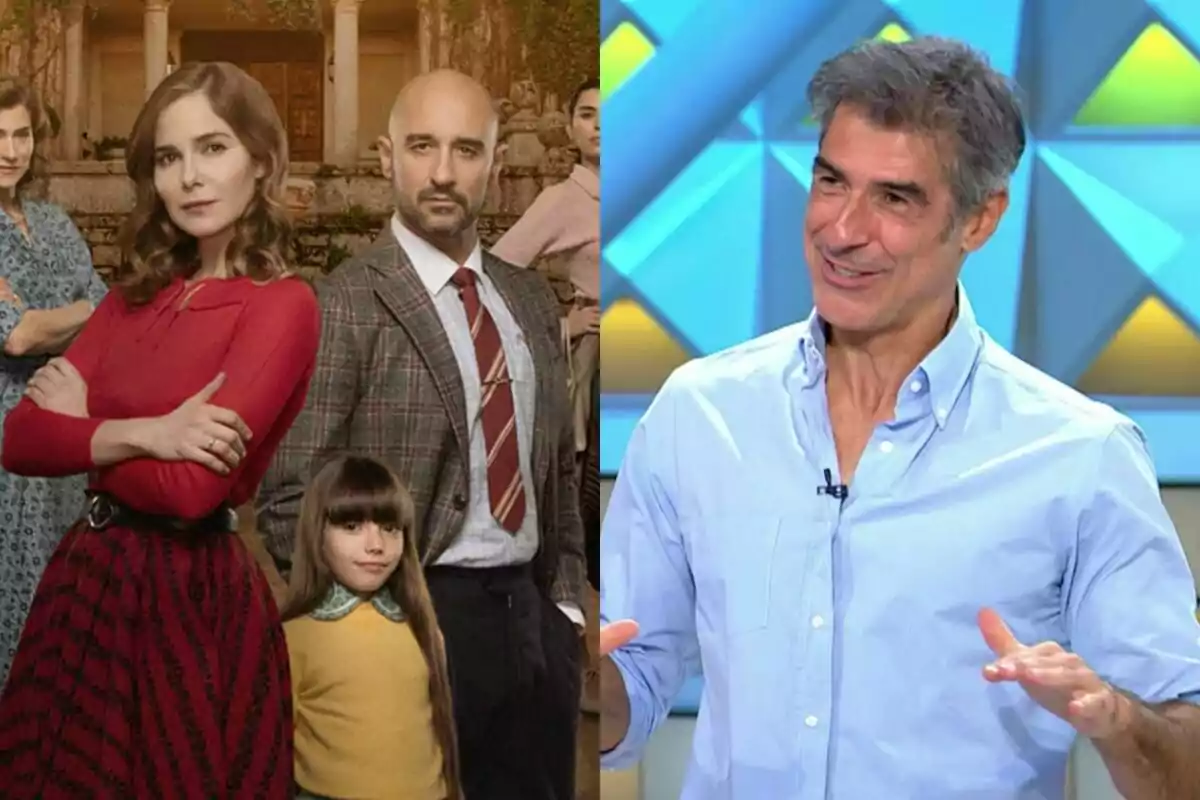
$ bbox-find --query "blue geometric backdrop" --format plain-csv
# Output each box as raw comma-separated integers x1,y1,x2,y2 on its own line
600,0,1200,484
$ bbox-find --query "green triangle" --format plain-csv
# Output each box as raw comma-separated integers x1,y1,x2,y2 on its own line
1074,22,1200,126
802,24,914,126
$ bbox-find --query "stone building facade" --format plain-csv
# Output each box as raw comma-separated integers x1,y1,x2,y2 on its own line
2,2,599,798
8,0,586,298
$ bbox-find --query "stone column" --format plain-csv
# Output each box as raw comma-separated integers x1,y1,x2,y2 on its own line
61,1,85,159
143,0,170,99
331,0,362,166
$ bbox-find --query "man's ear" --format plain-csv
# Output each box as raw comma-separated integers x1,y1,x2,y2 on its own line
377,136,394,180
960,188,1009,255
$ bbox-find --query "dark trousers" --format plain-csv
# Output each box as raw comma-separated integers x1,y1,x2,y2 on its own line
427,564,581,800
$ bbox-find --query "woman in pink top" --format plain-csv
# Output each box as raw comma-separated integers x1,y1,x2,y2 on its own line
492,78,600,462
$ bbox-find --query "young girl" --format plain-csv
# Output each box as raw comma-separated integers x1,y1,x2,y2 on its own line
282,455,461,800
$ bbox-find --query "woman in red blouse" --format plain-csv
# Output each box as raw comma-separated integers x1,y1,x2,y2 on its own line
0,62,316,798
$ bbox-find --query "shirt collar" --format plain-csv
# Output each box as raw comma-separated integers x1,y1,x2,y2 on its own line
796,284,983,427
390,213,483,295
310,581,406,622
569,164,599,200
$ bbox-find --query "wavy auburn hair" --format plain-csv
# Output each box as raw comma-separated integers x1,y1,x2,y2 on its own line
116,61,291,306
0,79,50,198
282,455,463,800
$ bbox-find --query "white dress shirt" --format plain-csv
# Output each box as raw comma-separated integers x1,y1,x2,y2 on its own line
391,217,582,625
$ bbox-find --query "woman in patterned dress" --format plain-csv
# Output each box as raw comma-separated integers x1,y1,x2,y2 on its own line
0,62,314,798
0,80,108,688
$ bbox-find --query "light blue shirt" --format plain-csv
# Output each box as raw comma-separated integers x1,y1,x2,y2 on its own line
600,290,1200,799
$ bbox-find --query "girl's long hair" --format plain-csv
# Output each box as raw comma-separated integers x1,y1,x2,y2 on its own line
282,455,462,800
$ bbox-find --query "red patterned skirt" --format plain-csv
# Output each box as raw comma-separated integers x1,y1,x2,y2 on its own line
0,520,293,798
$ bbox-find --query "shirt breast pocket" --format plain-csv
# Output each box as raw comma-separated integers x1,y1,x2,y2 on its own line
690,513,783,637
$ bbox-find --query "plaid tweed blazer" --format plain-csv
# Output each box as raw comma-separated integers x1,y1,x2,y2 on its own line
256,228,586,607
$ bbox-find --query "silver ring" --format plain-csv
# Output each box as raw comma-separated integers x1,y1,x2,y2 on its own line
206,437,217,452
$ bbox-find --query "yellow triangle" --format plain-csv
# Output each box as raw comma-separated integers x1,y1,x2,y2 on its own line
876,23,912,44
600,22,655,102
1076,296,1200,396
1074,23,1200,126
600,299,693,393
803,24,913,125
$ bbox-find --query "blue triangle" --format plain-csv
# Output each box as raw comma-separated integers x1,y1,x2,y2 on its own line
604,141,761,280
1148,0,1200,55
1030,161,1154,382
719,116,757,140
1037,145,1185,279
1149,238,1200,335
960,151,1032,352
716,100,763,141
740,100,764,138
599,256,635,309
632,147,765,356
769,142,818,190
888,0,1024,74
1031,0,1149,132
624,0,701,39
759,151,814,331
1031,144,1200,234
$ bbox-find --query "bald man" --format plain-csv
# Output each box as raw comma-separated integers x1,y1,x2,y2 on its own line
258,70,586,799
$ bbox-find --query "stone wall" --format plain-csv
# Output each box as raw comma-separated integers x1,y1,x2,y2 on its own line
42,95,580,305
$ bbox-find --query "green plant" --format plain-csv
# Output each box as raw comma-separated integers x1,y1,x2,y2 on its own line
340,204,377,234
444,0,599,102
0,0,76,36
94,135,126,160
325,242,352,272
515,0,599,101
0,0,74,95
42,104,60,138
228,0,319,29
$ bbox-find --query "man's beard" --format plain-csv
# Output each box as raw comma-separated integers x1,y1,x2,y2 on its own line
396,198,480,244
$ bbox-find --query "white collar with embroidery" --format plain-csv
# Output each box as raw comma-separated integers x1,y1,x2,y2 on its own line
311,582,405,622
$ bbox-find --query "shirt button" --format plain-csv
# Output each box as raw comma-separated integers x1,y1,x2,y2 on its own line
879,441,894,454
811,615,825,629
452,493,467,510
909,380,922,393
805,715,819,728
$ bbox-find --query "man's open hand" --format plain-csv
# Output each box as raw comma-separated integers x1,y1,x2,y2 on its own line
979,607,1132,739
599,619,639,657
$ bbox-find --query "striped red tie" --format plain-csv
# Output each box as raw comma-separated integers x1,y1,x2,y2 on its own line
451,267,526,533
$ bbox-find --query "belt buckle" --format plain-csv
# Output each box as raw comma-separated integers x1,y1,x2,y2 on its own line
86,494,116,530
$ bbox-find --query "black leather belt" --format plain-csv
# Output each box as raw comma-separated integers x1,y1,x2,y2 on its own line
85,491,237,535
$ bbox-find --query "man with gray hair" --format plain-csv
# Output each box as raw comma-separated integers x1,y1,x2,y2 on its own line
598,37,1200,798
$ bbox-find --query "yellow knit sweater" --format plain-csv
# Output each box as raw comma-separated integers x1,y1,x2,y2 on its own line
285,604,445,799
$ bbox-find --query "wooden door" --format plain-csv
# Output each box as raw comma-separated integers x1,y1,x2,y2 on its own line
244,61,287,119
181,31,325,162
286,63,322,161
242,61,323,162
